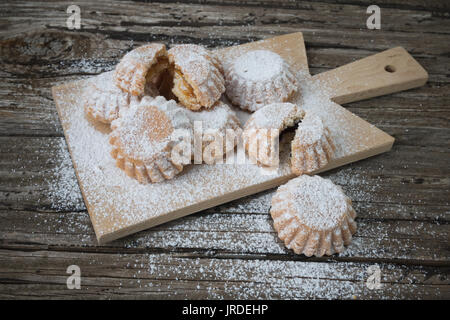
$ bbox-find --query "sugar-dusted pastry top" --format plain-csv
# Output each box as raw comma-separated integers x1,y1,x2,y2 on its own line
243,103,304,167
186,101,241,163
109,96,192,183
83,72,136,124
187,101,240,132
281,175,350,230
113,43,167,96
294,113,326,145
225,50,299,112
111,96,191,161
291,113,335,175
168,44,225,110
233,50,286,81
271,175,357,257
244,102,304,131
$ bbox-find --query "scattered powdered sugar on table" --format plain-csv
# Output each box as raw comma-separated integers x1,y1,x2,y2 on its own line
46,138,85,211
290,69,390,159
105,252,432,299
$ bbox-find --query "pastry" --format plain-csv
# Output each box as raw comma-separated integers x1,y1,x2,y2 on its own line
243,102,305,166
270,175,357,257
168,44,225,110
109,96,192,183
291,113,335,175
187,101,241,164
84,72,136,124
224,50,298,112
113,43,168,96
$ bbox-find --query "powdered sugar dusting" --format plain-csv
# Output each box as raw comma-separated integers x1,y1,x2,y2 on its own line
292,69,390,158
111,96,191,161
294,113,325,145
54,80,291,239
224,49,298,111
186,102,240,131
52,34,392,242
234,50,284,81
46,138,85,211
244,102,303,130
285,175,350,230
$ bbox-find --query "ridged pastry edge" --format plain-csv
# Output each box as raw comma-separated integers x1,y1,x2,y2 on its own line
225,61,298,112
290,126,336,175
270,192,357,257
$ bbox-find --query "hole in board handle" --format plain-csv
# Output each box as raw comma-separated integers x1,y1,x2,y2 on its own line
384,65,396,73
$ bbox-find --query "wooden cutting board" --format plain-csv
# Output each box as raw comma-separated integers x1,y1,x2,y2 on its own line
52,32,428,244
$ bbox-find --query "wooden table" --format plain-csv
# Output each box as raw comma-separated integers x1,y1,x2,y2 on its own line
0,0,449,299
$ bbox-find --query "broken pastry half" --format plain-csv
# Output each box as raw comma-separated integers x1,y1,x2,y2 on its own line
270,175,357,257
290,113,335,175
168,44,225,110
224,50,299,112
84,72,137,124
109,96,192,184
243,102,305,167
113,43,168,96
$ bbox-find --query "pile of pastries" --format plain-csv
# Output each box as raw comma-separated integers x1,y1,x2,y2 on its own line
83,42,356,257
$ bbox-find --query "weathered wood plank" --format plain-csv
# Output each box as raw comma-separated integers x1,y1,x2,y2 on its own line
0,136,448,263
1,3,448,137
1,137,448,211
1,136,449,210
0,249,447,299
1,1,449,37
0,72,448,137
0,0,449,299
139,0,450,13
0,207,449,263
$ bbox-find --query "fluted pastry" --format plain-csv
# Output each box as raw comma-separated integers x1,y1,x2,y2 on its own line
224,50,298,112
84,72,136,124
109,96,192,183
168,44,225,110
113,43,168,96
270,175,357,257
186,101,241,164
243,102,305,167
290,113,335,175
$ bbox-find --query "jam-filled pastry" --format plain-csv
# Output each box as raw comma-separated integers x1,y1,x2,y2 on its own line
271,175,357,257
113,43,168,96
186,101,241,164
224,50,298,112
109,96,192,184
168,44,225,110
84,72,136,124
243,102,304,167
291,113,335,175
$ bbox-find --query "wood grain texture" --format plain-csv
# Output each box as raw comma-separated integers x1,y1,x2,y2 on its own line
0,0,449,299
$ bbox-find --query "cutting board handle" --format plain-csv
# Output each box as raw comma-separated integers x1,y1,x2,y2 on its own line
311,47,428,104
